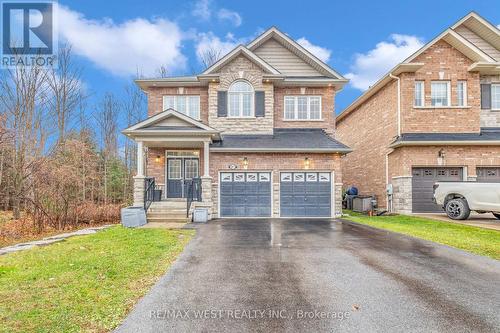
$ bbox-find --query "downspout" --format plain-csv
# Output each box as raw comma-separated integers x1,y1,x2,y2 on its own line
389,73,401,136
385,149,394,212
386,73,401,211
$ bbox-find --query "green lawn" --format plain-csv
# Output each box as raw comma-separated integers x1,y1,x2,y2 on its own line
342,211,500,260
0,226,194,333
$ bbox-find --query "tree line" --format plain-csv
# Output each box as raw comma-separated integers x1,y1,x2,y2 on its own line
0,46,145,231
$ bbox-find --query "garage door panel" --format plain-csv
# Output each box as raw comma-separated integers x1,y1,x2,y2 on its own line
220,172,272,217
477,167,500,182
412,167,463,213
280,172,331,217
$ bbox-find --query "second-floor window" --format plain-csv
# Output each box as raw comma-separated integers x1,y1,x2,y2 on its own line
414,81,424,107
431,81,450,107
457,81,467,107
492,84,500,110
228,81,254,117
284,96,322,120
163,95,200,119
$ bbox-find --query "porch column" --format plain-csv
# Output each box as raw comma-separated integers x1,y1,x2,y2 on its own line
203,141,210,177
133,141,146,207
137,141,144,176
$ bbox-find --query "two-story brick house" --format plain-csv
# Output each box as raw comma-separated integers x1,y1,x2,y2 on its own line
336,12,500,214
123,27,350,220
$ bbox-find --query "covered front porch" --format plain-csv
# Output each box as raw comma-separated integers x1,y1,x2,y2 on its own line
122,109,220,220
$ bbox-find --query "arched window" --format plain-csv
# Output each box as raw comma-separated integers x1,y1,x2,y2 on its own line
228,80,254,117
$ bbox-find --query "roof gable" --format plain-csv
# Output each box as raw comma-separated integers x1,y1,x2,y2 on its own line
253,38,323,76
247,27,345,80
202,45,280,75
123,109,218,133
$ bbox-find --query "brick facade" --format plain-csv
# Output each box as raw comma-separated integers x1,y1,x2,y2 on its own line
139,39,345,219
337,38,500,213
274,86,336,136
146,86,209,124
400,40,481,134
209,152,343,218
336,80,398,208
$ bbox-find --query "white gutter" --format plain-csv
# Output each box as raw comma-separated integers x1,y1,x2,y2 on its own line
389,73,401,136
389,140,500,148
209,147,353,153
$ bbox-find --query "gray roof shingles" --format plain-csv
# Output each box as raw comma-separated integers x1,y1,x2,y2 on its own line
392,128,500,144
211,128,351,152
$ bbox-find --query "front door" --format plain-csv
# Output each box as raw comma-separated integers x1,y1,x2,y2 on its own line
166,157,199,198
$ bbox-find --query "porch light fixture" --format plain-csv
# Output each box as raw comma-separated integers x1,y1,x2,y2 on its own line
438,149,445,159
304,157,310,169
243,157,248,169
155,155,161,163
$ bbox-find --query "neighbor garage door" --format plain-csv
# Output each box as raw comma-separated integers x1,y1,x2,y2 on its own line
280,172,332,217
412,167,463,213
219,172,271,217
477,167,500,182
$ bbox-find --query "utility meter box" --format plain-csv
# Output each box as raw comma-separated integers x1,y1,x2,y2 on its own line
386,183,393,195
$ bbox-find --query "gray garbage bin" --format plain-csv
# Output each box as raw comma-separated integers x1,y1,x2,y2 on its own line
121,207,147,227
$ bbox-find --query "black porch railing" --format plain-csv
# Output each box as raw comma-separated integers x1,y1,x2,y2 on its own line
144,177,156,211
185,178,202,217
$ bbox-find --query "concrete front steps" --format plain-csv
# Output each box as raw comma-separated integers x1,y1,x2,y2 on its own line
147,200,190,223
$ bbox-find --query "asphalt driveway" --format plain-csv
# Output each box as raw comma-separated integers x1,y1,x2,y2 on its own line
115,219,500,333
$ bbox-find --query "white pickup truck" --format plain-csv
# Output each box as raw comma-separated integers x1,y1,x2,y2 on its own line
433,182,500,220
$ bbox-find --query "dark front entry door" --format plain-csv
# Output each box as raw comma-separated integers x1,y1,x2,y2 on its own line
167,158,199,198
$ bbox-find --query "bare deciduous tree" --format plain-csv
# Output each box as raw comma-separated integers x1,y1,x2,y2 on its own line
200,47,223,69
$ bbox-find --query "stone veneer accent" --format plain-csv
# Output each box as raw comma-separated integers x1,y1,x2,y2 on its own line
391,176,412,214
133,176,146,207
480,75,500,128
208,55,274,134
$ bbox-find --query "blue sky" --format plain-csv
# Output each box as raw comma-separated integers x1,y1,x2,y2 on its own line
57,0,500,117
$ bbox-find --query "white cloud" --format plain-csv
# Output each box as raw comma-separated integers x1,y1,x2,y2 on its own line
217,8,242,27
296,37,331,63
195,32,240,64
345,34,424,91
58,5,187,77
192,0,211,21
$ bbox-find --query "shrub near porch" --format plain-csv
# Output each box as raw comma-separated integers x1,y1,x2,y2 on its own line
0,226,194,333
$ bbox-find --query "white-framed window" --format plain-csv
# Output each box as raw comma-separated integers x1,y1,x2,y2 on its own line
259,173,270,182
283,96,322,120
234,173,245,182
228,81,254,117
184,160,199,179
457,81,467,107
246,173,258,182
293,173,305,182
492,84,500,110
163,95,200,119
414,81,424,107
306,173,318,182
221,173,233,182
430,81,450,107
280,173,292,182
318,173,330,182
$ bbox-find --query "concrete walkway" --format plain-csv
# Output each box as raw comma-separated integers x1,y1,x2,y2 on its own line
414,213,500,231
0,225,113,255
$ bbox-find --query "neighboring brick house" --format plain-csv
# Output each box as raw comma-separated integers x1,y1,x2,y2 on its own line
336,12,500,214
123,27,350,220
